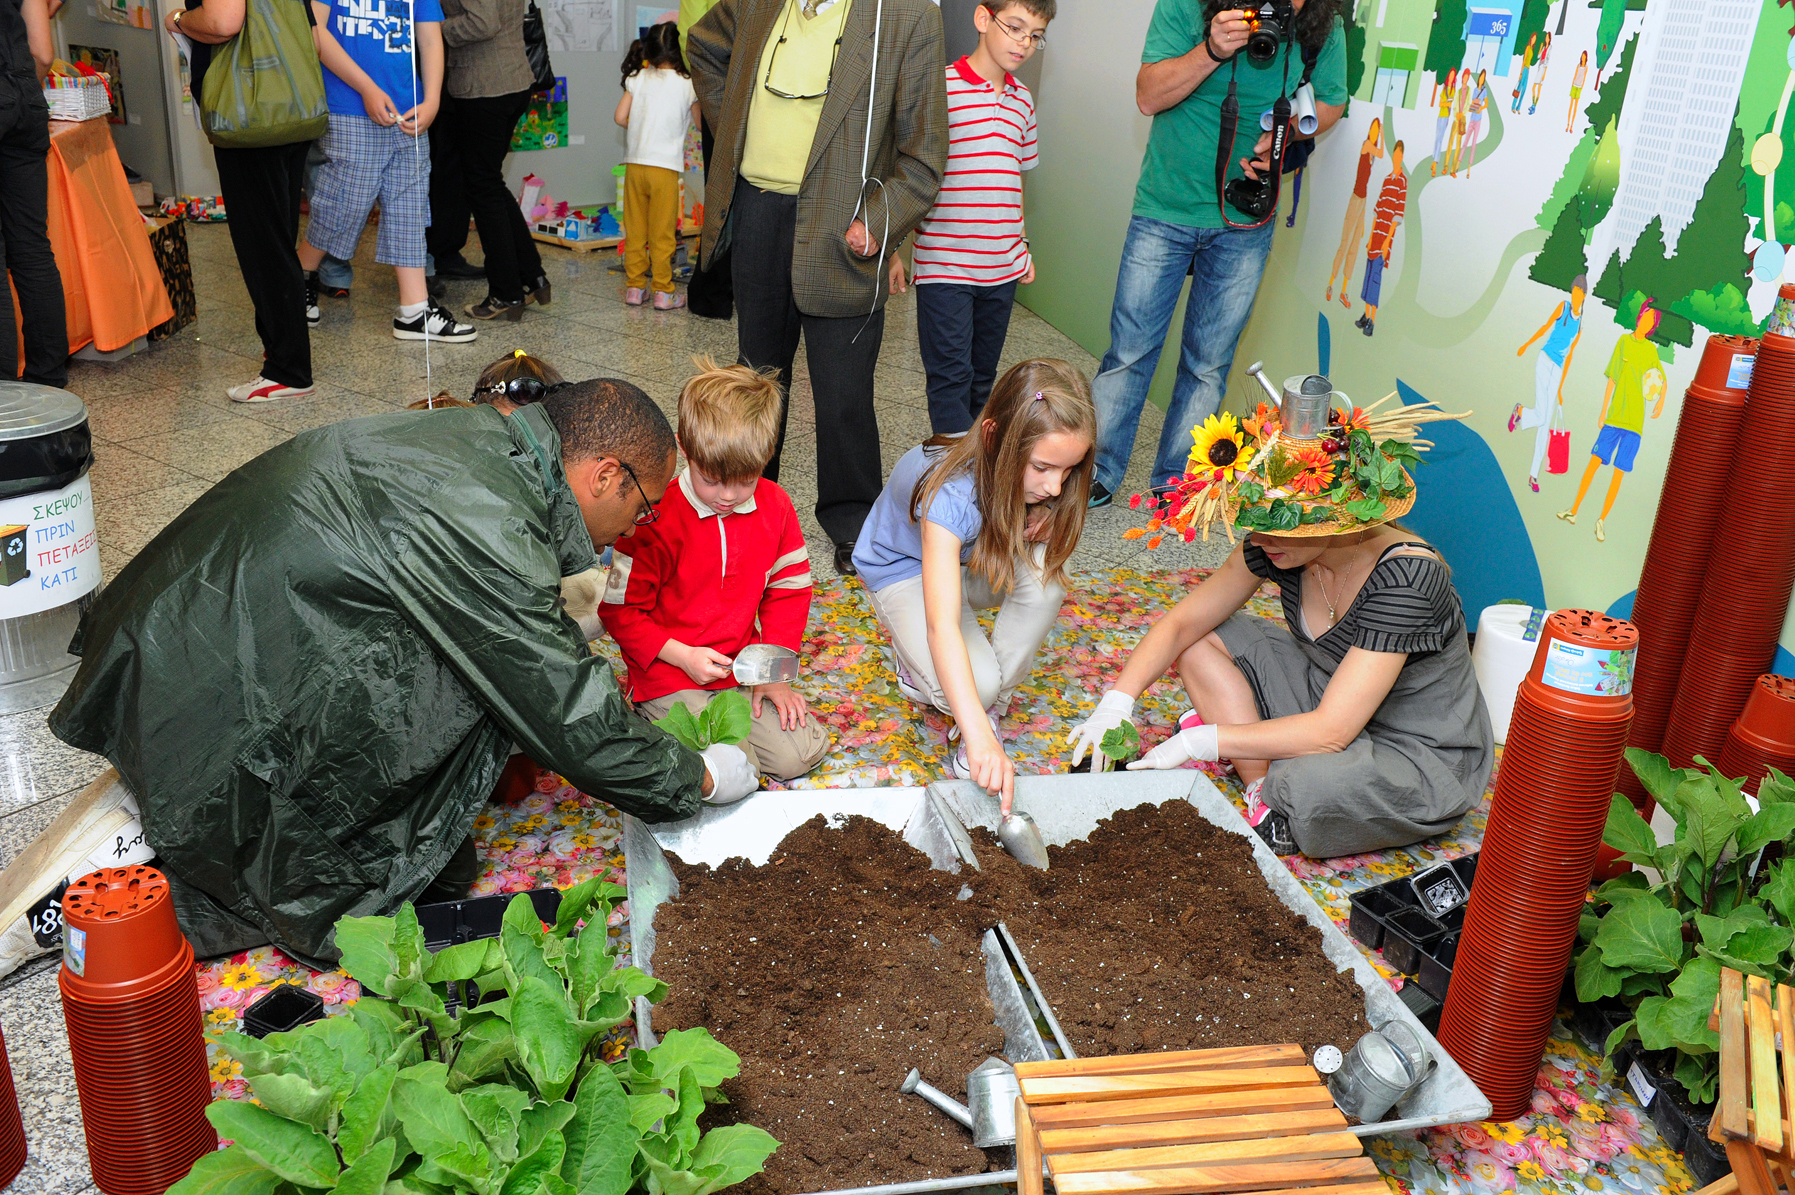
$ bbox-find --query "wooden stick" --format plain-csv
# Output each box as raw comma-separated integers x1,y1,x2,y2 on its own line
1019,1067,1321,1106
1027,1086,1337,1131
1749,975,1782,1151
1047,1131,1363,1175
1049,1157,1380,1195
1720,967,1751,1141
1039,1107,1348,1154
1017,1096,1044,1195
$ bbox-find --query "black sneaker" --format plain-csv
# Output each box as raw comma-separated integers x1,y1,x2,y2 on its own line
1088,481,1113,509
395,298,479,343
322,281,351,299
434,256,487,281
1254,809,1299,856
303,271,321,326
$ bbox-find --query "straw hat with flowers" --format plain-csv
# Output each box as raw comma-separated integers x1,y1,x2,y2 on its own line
1126,392,1468,547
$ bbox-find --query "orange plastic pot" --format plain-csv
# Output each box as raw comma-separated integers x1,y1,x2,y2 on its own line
1732,675,1795,749
59,866,185,998
0,1027,25,1189
1685,334,1757,404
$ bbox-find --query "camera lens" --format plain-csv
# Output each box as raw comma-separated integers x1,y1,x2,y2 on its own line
1246,24,1280,60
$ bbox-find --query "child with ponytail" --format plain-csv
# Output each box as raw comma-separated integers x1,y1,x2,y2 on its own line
615,21,698,309
853,359,1095,808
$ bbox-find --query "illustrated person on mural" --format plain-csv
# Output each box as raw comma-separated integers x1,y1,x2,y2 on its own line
1510,275,1586,495
1556,301,1667,543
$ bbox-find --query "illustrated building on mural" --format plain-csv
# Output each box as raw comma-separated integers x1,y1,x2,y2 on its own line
1586,0,1754,277
1355,0,1536,112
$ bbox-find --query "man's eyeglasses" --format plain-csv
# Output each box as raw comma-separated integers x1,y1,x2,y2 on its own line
477,377,573,405
990,12,1046,48
619,461,660,526
763,7,843,100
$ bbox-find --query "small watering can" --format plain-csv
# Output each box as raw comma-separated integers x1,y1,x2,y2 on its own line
900,1057,1022,1149
1243,362,1349,442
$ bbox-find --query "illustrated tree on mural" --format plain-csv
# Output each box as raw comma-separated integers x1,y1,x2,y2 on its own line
1589,123,1755,347
1424,0,1467,103
1591,0,1627,84
1530,33,1634,291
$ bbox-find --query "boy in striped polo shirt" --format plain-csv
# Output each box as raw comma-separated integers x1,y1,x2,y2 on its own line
891,0,1053,435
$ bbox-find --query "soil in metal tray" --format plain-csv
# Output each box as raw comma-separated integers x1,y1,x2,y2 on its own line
649,802,1366,1194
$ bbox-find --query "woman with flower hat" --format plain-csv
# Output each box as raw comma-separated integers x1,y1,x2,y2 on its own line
1066,397,1493,858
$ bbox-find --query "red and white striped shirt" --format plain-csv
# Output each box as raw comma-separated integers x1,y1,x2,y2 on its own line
911,56,1038,287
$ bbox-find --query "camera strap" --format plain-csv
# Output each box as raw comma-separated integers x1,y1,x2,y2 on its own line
1214,50,1293,229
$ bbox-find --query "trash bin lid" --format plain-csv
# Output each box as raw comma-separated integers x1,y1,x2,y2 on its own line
0,382,87,440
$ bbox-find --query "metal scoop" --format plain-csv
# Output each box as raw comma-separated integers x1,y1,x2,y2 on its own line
997,811,1049,870
731,643,800,686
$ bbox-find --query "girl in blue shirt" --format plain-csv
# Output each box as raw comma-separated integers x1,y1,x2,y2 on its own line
854,359,1095,807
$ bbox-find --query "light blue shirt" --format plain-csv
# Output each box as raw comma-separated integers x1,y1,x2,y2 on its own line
852,445,981,592
1542,301,1581,365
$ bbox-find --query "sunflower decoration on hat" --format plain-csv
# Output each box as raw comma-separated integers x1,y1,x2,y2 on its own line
1125,388,1468,547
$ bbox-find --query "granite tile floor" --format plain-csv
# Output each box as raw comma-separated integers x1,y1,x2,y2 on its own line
0,222,1228,1193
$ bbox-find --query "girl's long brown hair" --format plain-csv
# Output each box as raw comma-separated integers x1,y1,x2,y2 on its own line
909,359,1095,593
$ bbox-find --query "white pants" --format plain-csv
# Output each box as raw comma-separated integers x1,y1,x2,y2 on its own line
1519,353,1563,479
868,544,1065,715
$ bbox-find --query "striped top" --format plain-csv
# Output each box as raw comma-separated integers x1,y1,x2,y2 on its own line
1370,171,1407,250
910,57,1038,287
1244,541,1464,667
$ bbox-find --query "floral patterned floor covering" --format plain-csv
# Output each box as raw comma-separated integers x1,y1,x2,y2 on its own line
194,569,1694,1195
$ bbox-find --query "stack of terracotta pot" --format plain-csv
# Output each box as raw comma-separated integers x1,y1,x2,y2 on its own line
58,865,216,1194
0,1028,25,1187
1617,334,1756,805
1439,610,1636,1121
1717,675,1795,794
1662,313,1795,770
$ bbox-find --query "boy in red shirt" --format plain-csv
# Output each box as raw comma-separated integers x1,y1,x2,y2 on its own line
600,359,829,780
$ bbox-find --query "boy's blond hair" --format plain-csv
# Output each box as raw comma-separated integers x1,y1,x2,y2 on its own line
984,0,1055,22
678,356,784,483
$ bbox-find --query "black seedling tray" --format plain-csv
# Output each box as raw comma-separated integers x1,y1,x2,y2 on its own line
1346,853,1477,997
1416,933,1458,1003
1397,977,1441,1033
417,887,563,950
243,984,326,1038
1382,907,1445,975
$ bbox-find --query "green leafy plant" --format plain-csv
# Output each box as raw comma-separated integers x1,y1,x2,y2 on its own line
1577,750,1795,1104
1097,721,1140,770
651,690,752,754
172,878,777,1195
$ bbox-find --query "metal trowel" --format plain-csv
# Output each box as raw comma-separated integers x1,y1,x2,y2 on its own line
731,644,800,686
997,811,1049,870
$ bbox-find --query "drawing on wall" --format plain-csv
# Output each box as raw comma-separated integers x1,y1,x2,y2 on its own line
1355,141,1407,337
636,4,674,35
511,77,569,151
1554,301,1666,541
1507,274,1585,493
540,0,620,53
68,45,125,125
1326,118,1385,303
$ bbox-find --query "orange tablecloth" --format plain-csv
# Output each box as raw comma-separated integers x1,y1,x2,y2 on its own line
10,117,174,361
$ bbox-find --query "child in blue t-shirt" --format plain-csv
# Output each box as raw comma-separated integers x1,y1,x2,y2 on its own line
294,0,477,350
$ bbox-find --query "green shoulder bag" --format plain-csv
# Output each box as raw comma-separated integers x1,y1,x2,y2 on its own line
198,0,329,148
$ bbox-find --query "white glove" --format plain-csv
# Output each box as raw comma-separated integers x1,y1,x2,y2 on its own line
1128,722,1220,770
700,743,759,804
1065,690,1136,768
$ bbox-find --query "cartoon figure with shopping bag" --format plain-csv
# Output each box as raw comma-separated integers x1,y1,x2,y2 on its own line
1509,274,1586,493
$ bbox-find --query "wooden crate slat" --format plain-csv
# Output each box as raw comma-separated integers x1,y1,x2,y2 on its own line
1720,967,1752,1141
1046,1130,1363,1176
1048,1156,1380,1195
1029,1086,1338,1131
1016,1045,1308,1081
1748,974,1783,1153
1779,985,1795,1153
1039,1107,1349,1154
1021,1066,1321,1106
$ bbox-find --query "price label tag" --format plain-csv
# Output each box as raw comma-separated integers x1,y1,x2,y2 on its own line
1728,352,1757,391
1540,640,1634,696
1521,607,1544,643
64,924,87,977
1626,1059,1656,1107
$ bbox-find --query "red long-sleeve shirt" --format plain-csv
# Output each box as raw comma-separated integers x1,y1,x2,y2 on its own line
598,473,813,702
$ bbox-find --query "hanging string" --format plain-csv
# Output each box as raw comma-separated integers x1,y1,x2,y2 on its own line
404,0,434,406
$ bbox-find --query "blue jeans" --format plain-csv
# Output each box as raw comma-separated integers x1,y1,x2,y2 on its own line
1091,216,1275,491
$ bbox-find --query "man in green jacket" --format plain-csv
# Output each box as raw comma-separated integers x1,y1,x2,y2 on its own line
50,380,757,968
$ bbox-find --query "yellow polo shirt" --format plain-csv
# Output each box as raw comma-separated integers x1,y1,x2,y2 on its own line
740,0,853,195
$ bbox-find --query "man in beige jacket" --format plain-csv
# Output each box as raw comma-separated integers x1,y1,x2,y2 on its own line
687,0,947,575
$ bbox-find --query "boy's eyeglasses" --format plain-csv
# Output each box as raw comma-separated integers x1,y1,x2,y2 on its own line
763,7,844,99
620,461,660,526
477,377,573,405
990,12,1046,48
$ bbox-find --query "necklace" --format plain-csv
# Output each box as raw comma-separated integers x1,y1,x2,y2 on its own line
1313,535,1372,627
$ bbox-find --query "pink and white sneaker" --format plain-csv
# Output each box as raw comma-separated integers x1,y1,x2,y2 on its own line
653,291,687,311
227,376,317,404
624,287,647,306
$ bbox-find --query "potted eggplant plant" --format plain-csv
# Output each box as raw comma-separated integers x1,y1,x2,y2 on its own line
1576,750,1795,1183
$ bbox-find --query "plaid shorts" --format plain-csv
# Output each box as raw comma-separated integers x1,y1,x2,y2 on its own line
305,112,432,268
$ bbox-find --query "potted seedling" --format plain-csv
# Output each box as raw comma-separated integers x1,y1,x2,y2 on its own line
1068,720,1140,774
1575,748,1795,1185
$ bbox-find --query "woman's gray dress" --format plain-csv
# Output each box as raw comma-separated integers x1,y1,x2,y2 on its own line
1213,542,1494,858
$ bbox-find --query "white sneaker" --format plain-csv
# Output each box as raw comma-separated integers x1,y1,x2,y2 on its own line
394,299,479,343
228,376,317,404
947,708,1003,779
893,660,928,705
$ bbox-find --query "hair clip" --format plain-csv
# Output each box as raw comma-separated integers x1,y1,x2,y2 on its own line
513,349,527,358
1033,391,1045,402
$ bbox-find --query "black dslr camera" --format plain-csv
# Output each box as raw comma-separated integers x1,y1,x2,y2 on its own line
1240,0,1295,61
1224,171,1276,220
1207,0,1295,63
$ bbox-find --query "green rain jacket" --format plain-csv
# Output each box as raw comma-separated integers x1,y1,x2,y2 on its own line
49,404,705,969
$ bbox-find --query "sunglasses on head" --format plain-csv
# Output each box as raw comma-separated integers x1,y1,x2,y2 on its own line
477,377,573,405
